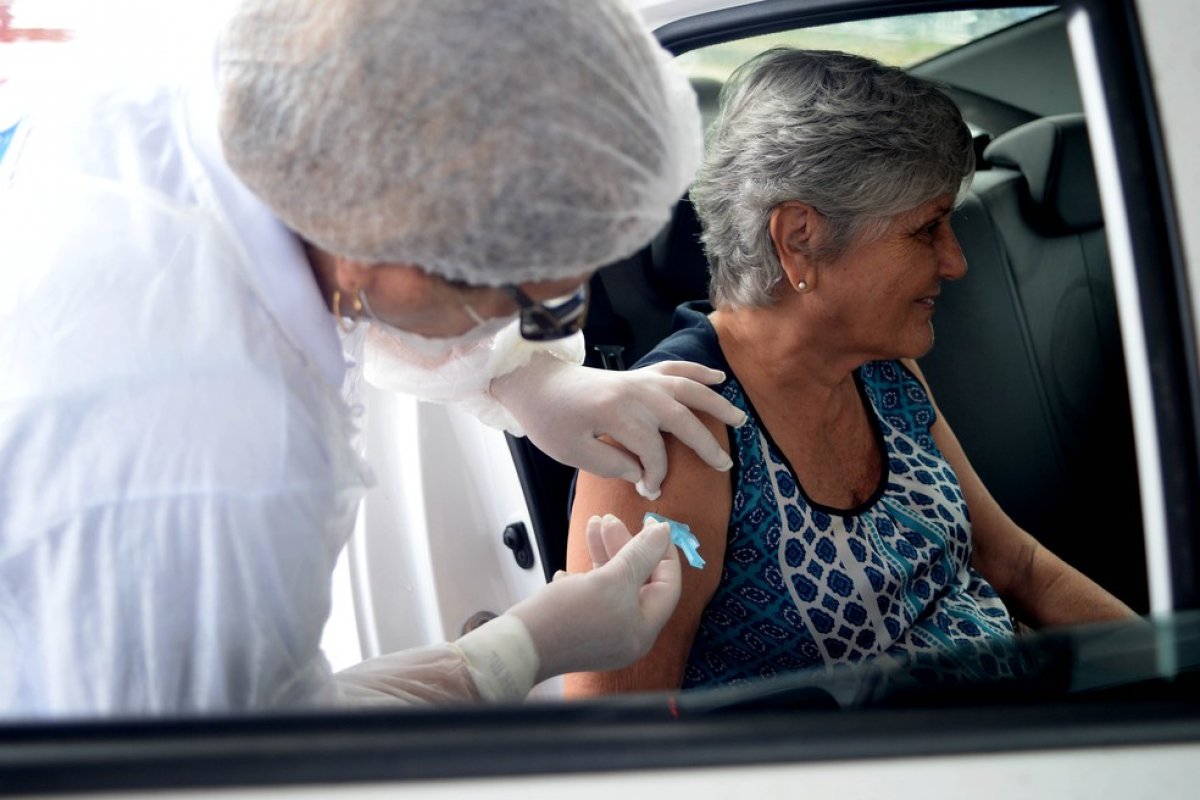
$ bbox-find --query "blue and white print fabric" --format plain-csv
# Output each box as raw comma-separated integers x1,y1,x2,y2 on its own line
665,343,1020,688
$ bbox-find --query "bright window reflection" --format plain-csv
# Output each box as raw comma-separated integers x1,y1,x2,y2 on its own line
674,7,1056,82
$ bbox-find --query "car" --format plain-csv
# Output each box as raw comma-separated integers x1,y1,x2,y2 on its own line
2,0,1199,796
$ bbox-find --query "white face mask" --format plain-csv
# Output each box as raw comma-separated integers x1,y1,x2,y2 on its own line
354,286,586,424
370,314,515,367
356,298,587,434
361,313,517,404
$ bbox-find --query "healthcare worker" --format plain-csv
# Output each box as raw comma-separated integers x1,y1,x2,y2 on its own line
0,0,745,716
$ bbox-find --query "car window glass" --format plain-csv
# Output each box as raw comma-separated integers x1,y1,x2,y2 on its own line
675,7,1056,83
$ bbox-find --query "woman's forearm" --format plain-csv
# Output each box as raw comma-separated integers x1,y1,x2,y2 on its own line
1004,542,1137,629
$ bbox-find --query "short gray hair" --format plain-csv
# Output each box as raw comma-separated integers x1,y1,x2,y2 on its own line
691,48,975,308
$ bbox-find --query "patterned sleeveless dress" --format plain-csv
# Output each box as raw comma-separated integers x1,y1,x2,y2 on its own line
638,304,1020,689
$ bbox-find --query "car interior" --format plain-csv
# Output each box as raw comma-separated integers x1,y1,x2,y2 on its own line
507,6,1149,614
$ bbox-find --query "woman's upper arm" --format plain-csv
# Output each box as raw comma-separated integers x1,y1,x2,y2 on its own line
563,412,733,696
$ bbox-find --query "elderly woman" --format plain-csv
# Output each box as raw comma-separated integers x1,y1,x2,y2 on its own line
564,48,1135,695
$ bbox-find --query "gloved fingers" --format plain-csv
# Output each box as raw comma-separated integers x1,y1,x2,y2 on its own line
647,390,734,475
639,536,682,631
584,515,609,568
658,372,748,429
611,428,667,501
586,514,637,570
641,360,727,386
597,513,634,565
603,519,671,587
569,436,645,486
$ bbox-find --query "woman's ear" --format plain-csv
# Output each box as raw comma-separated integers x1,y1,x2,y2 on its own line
769,201,820,291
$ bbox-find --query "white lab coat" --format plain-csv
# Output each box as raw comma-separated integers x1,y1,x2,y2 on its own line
0,38,533,717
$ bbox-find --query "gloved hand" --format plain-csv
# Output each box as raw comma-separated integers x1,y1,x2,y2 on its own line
507,514,681,683
490,353,747,500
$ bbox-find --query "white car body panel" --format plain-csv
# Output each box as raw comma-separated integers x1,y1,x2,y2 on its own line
1135,0,1200,347
47,742,1200,799
338,385,558,693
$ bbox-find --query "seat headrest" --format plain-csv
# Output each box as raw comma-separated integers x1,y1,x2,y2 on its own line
691,77,723,136
982,113,1101,233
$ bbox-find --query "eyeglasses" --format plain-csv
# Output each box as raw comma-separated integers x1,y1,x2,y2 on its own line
501,282,590,341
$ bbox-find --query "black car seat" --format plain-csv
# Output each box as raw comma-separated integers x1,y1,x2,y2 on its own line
920,112,1147,610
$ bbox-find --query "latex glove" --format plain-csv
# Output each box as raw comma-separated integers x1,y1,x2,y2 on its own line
490,353,747,500
507,515,681,683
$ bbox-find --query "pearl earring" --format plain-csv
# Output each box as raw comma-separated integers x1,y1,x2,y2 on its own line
796,280,808,292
